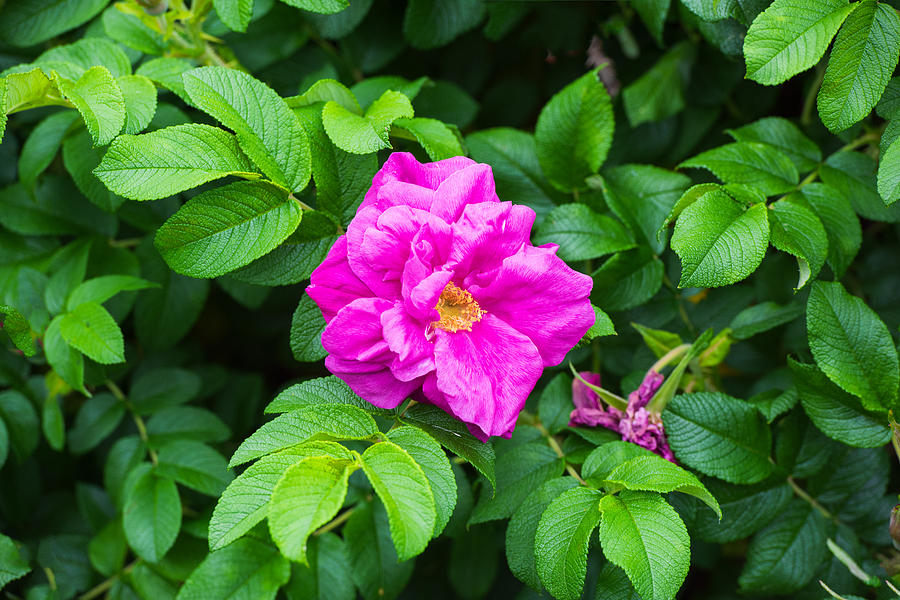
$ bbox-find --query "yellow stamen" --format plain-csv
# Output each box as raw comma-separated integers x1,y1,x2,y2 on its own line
432,282,486,333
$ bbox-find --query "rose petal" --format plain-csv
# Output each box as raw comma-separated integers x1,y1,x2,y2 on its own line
430,313,542,438
307,236,374,323
381,304,435,382
359,152,477,213
430,164,500,223
572,372,602,410
326,356,421,409
472,245,594,366
449,201,535,281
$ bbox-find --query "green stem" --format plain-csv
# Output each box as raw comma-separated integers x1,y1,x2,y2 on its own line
315,507,355,535
537,422,587,486
801,61,826,127
826,538,879,586
568,363,628,412
108,380,158,466
788,476,833,520
77,562,137,600
650,344,690,374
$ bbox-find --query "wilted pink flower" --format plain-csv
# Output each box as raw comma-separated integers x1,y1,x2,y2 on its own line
570,370,675,461
307,153,594,440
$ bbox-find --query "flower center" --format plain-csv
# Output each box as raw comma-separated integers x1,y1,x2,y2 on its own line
432,282,486,333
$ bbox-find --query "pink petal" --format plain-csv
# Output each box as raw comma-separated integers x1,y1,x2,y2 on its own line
307,236,374,323
326,356,421,409
359,153,477,213
321,297,393,363
471,245,594,366
448,201,535,281
361,205,452,283
430,164,500,223
430,313,543,439
381,304,435,382
572,372,602,410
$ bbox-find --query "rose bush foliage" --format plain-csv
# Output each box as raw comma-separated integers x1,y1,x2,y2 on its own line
1,1,900,599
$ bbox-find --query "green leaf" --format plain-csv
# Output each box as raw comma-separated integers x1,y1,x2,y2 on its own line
393,117,464,160
2,68,67,115
154,181,302,279
818,0,900,132
118,74,158,136
157,440,233,497
790,359,891,447
400,403,496,491
466,127,560,219
322,90,414,154
0,533,30,588
878,133,900,205
603,455,721,518
31,37,131,80
768,197,827,289
821,150,900,221
537,374,575,436
62,128,123,212
136,58,193,102
622,42,692,127
807,281,899,410
581,441,656,483
59,302,124,364
580,304,616,343
0,419,7,471
176,537,290,600
230,404,378,467
344,501,414,600
535,70,614,192
42,395,64,452
182,67,311,192
291,79,360,112
0,179,116,237
291,103,378,224
726,116,821,173
123,466,181,562
210,442,351,551
671,190,769,288
18,111,79,190
729,300,804,340
737,500,828,593
786,183,860,277
56,66,126,146
214,0,255,32
0,304,36,356
601,164,691,254
532,203,635,262
681,0,738,21
632,0,671,44
281,0,349,14
591,248,664,312
743,0,857,85
284,533,355,600
290,294,327,362
265,375,388,415
505,477,578,591
694,477,792,543
269,455,355,563
103,7,165,55
360,441,436,561
402,0,485,49
387,426,457,537
663,392,773,484
146,407,230,446
678,142,799,195
226,209,338,285
0,390,39,463
0,0,109,47
44,315,85,394
534,487,604,600
469,441,563,524
598,491,690,600
89,520,126,577
94,124,257,201
68,392,125,454
130,367,202,414
66,275,157,311
594,563,641,600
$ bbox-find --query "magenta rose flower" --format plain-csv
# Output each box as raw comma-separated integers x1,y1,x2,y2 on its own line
306,152,594,440
570,370,675,461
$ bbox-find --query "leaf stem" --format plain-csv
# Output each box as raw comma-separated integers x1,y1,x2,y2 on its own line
108,380,158,466
315,507,355,535
77,561,137,600
787,476,833,520
801,61,826,127
535,421,587,486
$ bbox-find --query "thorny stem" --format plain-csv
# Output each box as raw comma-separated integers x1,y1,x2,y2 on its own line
108,380,158,466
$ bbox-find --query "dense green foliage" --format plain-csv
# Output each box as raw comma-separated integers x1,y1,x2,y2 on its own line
2,0,900,599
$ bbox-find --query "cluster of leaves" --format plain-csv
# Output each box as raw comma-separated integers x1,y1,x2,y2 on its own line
2,0,900,599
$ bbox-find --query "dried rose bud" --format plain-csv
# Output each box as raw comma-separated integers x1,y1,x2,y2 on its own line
890,504,900,550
